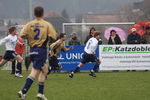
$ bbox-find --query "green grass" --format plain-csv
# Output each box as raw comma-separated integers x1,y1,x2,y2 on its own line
0,45,5,55
0,71,150,100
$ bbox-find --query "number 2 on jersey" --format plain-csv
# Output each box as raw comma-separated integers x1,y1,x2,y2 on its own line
34,28,40,40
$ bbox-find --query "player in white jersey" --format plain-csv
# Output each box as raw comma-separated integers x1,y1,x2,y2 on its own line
69,32,101,78
0,27,23,68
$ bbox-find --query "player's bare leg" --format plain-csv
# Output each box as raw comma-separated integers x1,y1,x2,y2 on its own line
15,55,23,63
0,59,7,67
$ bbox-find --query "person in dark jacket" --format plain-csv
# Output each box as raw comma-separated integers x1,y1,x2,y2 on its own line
127,28,141,44
141,27,150,71
141,27,150,44
84,27,96,44
108,30,122,44
68,33,81,45
108,30,122,72
127,28,141,72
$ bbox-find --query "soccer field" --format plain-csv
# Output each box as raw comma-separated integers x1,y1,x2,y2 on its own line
0,71,150,100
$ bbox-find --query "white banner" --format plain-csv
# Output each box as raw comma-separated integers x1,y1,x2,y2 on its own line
99,45,150,70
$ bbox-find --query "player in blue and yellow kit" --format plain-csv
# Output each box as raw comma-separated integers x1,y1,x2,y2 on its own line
18,6,57,100
48,33,73,73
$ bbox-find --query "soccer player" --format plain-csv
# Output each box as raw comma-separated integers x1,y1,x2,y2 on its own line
0,26,23,69
48,33,73,74
69,32,101,78
17,6,57,100
11,37,25,78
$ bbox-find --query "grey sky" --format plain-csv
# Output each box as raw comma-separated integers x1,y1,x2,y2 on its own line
0,0,137,19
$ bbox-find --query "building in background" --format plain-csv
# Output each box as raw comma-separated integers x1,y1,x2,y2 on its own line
44,11,71,33
76,13,128,23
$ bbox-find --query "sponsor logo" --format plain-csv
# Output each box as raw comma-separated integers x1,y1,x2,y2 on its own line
102,46,150,54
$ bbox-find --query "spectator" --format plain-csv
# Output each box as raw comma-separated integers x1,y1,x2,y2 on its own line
98,36,103,45
141,27,150,71
68,32,81,45
108,30,121,72
84,27,96,44
127,28,141,44
127,28,141,72
108,30,122,44
141,27,150,44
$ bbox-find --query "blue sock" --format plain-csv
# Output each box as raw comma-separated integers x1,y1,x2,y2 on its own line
16,62,21,74
73,66,80,73
93,63,99,71
22,76,34,94
38,82,44,94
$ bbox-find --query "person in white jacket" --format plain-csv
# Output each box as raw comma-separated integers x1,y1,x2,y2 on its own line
69,32,101,78
0,26,23,68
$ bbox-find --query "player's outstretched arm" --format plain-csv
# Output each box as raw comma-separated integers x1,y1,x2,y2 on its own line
63,46,73,52
0,36,9,45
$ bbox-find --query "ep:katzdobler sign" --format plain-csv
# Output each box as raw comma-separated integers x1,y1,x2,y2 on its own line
99,45,150,70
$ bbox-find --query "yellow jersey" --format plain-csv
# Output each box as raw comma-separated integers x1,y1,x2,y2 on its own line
49,40,67,57
20,19,57,47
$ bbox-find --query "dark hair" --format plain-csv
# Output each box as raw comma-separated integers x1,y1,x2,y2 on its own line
9,26,16,34
89,27,96,35
34,6,44,17
110,30,116,35
59,33,66,39
110,30,116,33
94,32,101,37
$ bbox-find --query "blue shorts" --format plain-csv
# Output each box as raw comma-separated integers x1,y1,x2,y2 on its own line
49,56,60,67
29,47,47,70
3,50,18,61
81,52,98,64
48,56,62,70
